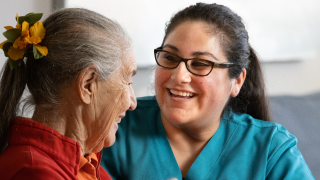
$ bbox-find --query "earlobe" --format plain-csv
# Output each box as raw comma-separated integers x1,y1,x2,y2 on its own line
231,68,246,97
78,66,98,104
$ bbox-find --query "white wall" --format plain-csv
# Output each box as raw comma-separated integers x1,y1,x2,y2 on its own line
132,56,320,97
263,57,320,96
1,0,320,96
64,0,320,96
131,52,320,97
65,0,320,66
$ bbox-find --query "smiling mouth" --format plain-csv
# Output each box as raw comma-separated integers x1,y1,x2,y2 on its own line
169,89,195,98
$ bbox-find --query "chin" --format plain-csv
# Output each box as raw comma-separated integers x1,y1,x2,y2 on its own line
169,117,190,127
104,138,116,148
162,110,191,126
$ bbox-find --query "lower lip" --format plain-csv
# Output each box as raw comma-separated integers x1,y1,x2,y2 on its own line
114,122,118,130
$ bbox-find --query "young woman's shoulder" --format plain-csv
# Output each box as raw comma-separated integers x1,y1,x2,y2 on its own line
222,111,314,179
225,111,294,138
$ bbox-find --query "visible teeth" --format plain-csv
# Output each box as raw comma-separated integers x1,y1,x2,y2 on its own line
116,118,121,123
170,89,194,97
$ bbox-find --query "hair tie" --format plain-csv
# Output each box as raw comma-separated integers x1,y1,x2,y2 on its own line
0,13,48,70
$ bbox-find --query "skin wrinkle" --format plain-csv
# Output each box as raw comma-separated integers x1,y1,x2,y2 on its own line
0,8,138,154
29,8,136,155
32,50,136,156
54,91,87,151
80,50,136,155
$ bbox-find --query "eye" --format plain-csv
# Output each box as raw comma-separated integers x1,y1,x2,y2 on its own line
164,53,179,62
191,60,211,67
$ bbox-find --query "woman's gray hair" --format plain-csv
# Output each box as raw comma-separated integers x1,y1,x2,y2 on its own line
42,8,132,80
0,8,132,151
25,8,132,110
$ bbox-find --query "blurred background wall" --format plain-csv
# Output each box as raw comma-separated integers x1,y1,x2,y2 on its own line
1,0,320,97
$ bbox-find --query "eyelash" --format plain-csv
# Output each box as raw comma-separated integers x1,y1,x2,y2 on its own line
128,82,133,86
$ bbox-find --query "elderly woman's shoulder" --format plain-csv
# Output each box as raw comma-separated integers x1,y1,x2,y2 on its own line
0,145,68,180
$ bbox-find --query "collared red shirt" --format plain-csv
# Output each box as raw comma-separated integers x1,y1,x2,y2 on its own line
0,117,112,180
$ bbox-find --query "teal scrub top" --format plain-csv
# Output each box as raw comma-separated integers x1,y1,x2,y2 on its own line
101,96,314,180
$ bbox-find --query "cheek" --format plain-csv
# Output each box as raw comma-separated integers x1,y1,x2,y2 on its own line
99,88,125,125
202,75,232,102
155,68,169,91
116,86,132,112
197,76,222,97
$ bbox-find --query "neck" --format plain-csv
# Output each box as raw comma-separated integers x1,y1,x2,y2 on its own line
32,105,90,156
161,114,221,143
161,113,220,177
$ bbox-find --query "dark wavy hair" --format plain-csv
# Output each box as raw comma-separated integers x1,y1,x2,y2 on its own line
161,3,271,122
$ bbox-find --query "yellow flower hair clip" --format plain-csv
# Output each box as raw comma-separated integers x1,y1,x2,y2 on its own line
0,13,48,69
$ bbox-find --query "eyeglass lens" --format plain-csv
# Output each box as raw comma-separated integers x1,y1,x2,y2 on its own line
155,51,213,76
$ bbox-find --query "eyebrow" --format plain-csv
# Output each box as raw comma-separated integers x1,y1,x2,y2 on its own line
132,69,137,76
162,44,219,61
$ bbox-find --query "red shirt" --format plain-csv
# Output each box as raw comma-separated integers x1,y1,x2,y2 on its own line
0,117,112,180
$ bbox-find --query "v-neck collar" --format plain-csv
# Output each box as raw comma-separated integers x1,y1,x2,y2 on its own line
151,109,182,179
153,111,238,180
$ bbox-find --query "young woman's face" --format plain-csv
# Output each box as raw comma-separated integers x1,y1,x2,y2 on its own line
155,21,240,130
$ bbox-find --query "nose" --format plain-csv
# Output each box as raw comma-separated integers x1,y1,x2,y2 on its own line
128,86,137,110
171,62,191,84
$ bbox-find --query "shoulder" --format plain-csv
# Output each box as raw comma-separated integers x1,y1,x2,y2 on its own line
136,96,159,108
11,166,69,180
224,111,298,158
0,145,33,179
222,112,315,178
0,145,69,180
224,111,295,140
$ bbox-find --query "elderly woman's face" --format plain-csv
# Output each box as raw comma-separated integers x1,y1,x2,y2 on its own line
155,21,238,130
90,50,137,150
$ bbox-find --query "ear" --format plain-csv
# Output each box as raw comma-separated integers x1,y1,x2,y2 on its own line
230,68,246,97
77,66,99,104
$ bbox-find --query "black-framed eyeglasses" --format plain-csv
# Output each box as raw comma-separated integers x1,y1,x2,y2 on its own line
154,48,239,76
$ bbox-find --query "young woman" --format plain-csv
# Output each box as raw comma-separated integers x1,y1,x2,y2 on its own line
102,3,314,180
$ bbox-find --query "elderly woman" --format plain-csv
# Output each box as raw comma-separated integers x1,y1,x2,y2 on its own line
102,3,314,180
0,8,136,179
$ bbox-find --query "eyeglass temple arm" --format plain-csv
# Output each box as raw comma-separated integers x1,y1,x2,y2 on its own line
216,62,238,68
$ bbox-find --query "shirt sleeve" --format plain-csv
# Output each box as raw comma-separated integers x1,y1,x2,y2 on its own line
266,136,315,180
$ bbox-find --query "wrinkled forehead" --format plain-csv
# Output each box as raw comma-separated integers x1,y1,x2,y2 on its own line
118,49,137,76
